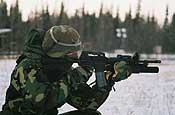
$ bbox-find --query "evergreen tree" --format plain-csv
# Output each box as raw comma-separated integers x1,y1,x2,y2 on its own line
41,6,52,30
104,11,116,51
163,5,169,29
80,5,88,43
162,5,171,53
143,14,160,53
28,10,41,28
56,2,69,25
124,6,134,52
0,0,10,51
113,7,122,50
87,13,98,49
9,0,23,52
125,6,132,24
134,0,141,23
146,13,151,24
166,13,175,53
70,10,81,31
95,4,105,51
131,0,153,53
0,1,174,54
96,4,114,51
0,0,9,28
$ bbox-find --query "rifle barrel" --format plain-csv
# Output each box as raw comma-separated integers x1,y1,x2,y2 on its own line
139,60,161,63
132,66,159,73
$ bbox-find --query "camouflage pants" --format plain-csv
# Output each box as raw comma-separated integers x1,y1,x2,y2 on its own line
0,110,101,115
0,111,14,115
0,111,25,115
0,109,58,115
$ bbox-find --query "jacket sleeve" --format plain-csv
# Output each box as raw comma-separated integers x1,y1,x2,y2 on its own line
66,66,110,111
7,60,68,113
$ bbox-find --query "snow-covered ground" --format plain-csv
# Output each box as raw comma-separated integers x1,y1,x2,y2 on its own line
0,59,175,115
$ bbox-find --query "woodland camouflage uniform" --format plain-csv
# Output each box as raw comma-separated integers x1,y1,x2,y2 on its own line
0,25,130,115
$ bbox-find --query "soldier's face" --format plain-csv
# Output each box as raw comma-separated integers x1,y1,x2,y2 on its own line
66,50,82,59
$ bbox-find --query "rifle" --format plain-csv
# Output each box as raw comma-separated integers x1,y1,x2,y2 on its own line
74,51,161,88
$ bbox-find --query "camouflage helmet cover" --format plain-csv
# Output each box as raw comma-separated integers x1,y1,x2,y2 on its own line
42,25,81,58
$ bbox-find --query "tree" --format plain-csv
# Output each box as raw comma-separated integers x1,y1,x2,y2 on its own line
161,5,172,53
163,5,169,29
113,7,122,50
123,6,134,52
95,4,114,51
164,13,175,53
9,0,23,51
70,10,81,31
0,0,9,28
143,14,160,53
0,1,173,54
56,2,69,25
40,6,52,30
95,4,105,51
0,0,10,51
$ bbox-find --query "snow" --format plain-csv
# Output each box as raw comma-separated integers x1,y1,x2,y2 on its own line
0,59,175,115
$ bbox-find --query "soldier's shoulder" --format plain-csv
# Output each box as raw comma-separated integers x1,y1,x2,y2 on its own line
16,58,41,71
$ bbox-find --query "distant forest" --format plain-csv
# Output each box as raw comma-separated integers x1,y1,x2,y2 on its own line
0,0,175,54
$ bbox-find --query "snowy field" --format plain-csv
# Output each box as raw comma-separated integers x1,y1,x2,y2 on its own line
0,59,175,115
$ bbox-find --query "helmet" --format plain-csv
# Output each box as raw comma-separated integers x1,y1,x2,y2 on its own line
42,25,81,58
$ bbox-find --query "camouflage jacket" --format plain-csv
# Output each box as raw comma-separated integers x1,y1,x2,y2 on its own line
2,56,109,115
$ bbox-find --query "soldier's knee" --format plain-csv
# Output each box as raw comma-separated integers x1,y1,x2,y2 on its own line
0,110,14,115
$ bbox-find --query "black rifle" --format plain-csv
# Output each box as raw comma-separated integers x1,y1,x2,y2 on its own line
74,51,161,88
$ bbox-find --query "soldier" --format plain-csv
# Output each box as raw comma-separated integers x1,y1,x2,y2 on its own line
0,25,131,115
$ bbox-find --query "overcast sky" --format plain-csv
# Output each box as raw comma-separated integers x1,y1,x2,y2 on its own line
3,0,175,25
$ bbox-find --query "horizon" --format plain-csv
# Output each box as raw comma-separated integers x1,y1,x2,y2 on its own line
2,0,175,25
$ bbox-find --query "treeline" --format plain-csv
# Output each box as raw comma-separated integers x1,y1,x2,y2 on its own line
0,0,175,54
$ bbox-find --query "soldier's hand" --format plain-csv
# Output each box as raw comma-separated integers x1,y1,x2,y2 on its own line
105,61,131,82
80,65,94,78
